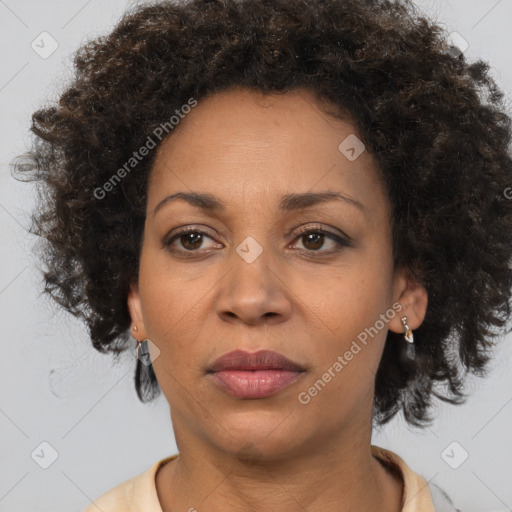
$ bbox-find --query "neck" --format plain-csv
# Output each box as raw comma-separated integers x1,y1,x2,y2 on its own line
156,416,403,512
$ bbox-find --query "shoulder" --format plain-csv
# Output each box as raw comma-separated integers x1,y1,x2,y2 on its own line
428,482,461,512
371,445,460,512
82,455,179,512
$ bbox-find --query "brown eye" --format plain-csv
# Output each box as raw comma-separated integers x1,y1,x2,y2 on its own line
291,227,351,254
179,232,204,251
301,232,326,251
163,228,220,253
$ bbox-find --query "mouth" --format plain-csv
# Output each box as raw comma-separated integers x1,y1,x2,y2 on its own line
208,349,305,372
207,349,305,399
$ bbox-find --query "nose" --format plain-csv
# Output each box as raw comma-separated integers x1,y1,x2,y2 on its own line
215,241,292,326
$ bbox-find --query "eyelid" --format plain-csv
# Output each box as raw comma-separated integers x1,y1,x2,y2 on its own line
293,223,351,242
289,225,353,255
163,222,352,255
162,225,221,248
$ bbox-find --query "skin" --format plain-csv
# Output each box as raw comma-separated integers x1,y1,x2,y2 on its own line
128,86,428,512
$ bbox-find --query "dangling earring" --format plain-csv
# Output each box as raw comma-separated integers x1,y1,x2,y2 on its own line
400,316,415,361
135,338,152,366
134,338,160,402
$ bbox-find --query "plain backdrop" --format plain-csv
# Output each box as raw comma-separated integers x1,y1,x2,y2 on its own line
1,1,511,511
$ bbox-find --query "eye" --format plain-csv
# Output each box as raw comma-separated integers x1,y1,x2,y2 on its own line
162,224,351,257
163,227,222,254
291,225,351,254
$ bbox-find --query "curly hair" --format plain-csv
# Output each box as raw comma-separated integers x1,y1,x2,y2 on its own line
12,0,512,426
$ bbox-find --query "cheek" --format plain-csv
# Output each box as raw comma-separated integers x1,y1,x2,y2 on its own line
297,283,390,421
305,262,392,346
137,250,196,359
137,274,202,408
298,255,394,405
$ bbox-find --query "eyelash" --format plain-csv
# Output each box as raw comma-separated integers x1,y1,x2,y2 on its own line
162,224,351,257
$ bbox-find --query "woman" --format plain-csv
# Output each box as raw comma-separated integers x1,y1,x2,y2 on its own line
14,0,512,510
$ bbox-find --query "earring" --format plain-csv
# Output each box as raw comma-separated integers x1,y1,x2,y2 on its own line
134,338,160,403
400,316,415,361
135,338,152,366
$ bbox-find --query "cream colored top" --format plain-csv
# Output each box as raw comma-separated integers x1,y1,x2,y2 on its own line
83,445,457,511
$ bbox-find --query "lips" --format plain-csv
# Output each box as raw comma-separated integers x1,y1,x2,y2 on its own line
208,349,305,372
207,350,305,399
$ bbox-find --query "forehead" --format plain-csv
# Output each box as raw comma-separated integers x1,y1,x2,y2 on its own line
147,87,387,220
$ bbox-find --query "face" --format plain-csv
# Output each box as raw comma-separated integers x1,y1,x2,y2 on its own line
128,86,427,461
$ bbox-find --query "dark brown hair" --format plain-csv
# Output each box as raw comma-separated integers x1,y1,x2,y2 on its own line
13,0,512,426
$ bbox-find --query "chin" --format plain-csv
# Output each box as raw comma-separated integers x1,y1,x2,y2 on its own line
206,411,310,461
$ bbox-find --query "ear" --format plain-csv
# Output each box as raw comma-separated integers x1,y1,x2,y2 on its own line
127,282,148,339
388,267,428,334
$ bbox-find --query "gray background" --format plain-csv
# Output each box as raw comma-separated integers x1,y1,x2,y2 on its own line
1,1,511,510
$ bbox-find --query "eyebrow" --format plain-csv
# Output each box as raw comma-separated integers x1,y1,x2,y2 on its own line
152,191,367,217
